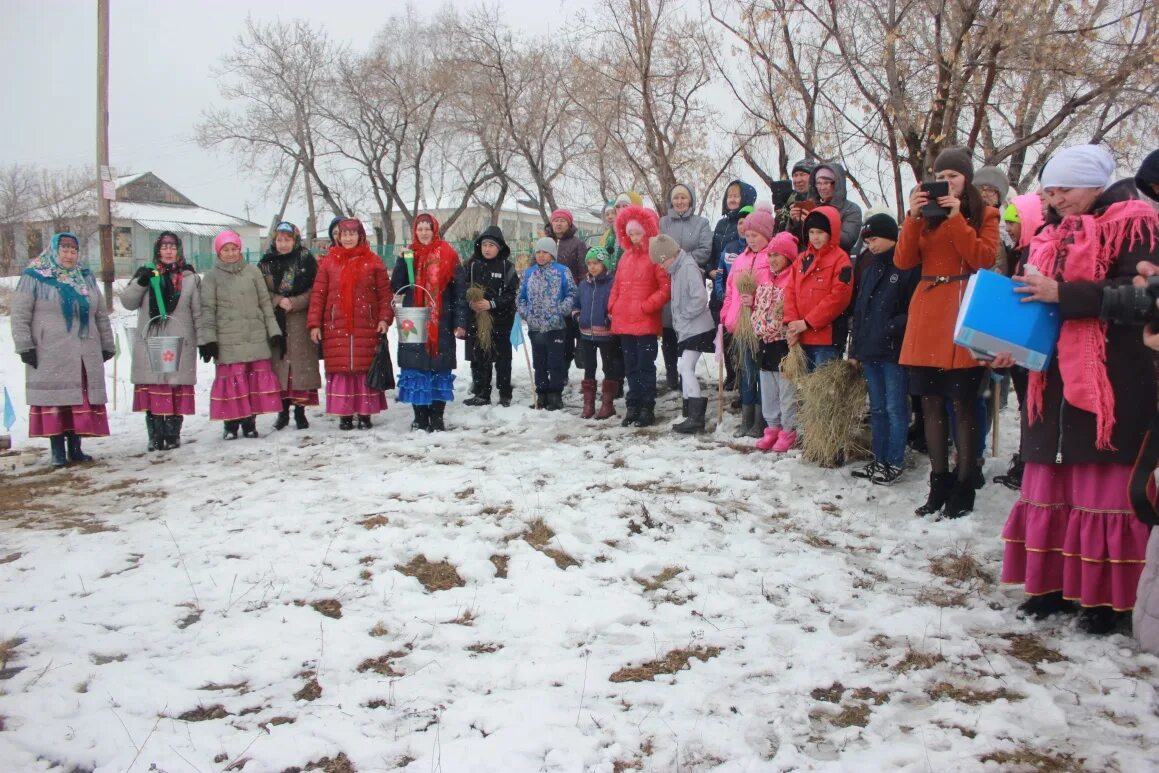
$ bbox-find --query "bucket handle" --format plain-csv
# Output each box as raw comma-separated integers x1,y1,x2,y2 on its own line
393,283,438,308
141,315,175,340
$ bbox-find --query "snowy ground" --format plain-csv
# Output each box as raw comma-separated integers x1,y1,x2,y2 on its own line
1,288,1157,772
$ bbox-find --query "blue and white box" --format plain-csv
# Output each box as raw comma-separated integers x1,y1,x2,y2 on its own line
953,271,1060,372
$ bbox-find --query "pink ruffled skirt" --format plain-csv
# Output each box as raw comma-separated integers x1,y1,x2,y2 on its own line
29,370,109,437
209,360,283,421
282,370,319,407
1002,462,1151,611
132,384,196,415
325,372,386,416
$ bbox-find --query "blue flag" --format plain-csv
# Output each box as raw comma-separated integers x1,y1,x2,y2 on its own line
2,386,15,432
509,312,525,350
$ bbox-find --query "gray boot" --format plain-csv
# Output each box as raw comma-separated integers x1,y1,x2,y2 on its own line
733,404,756,438
747,412,767,439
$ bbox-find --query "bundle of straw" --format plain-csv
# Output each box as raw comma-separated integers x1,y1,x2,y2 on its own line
730,271,760,371
779,343,808,383
466,284,493,352
796,359,869,467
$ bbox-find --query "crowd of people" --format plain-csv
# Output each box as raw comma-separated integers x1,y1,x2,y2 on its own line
10,144,1159,649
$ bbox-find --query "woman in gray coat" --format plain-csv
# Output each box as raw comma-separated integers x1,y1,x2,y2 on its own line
659,183,712,392
200,230,283,440
12,232,115,466
122,232,202,451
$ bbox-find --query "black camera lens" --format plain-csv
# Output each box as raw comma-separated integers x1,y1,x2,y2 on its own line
1101,276,1159,326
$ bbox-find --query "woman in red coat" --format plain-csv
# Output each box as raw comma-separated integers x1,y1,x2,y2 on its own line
895,148,999,519
307,219,393,430
609,204,671,427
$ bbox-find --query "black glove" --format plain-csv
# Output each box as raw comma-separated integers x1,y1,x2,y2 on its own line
102,350,115,362
19,349,37,369
269,335,285,358
135,266,154,287
199,342,218,363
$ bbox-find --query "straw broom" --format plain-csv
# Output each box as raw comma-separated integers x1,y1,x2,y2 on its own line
466,284,494,353
729,271,760,372
796,359,870,467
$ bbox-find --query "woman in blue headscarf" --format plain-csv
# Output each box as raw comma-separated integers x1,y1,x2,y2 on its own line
11,232,115,466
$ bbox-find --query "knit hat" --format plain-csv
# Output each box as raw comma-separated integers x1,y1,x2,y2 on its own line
743,209,775,240
585,246,612,269
614,193,633,206
648,234,681,264
860,212,899,242
791,158,818,175
1002,202,1020,223
814,166,837,183
615,191,643,207
767,232,799,261
550,208,573,226
973,166,1010,204
533,237,557,258
737,205,755,216
603,200,617,214
803,211,831,236
933,147,975,183
214,230,242,255
1040,144,1115,189
753,200,774,214
669,184,693,204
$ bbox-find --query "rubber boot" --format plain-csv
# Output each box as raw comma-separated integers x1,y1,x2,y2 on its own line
755,426,780,450
49,435,67,467
241,416,259,438
595,380,618,419
621,400,641,427
941,478,976,520
580,379,598,419
339,415,355,431
410,405,430,432
915,472,955,516
429,401,446,431
681,398,689,418
65,432,93,463
146,412,160,452
672,397,708,434
733,404,756,438
163,415,183,450
293,405,309,429
747,412,767,439
633,400,656,427
273,398,290,430
223,420,241,440
357,414,372,429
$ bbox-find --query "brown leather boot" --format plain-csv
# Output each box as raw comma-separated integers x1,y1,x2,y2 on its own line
580,379,598,419
595,379,619,420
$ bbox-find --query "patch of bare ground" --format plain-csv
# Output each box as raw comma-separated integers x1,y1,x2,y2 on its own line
811,682,845,703
285,752,355,773
394,556,465,591
447,609,477,626
1002,633,1066,669
635,566,683,591
0,552,22,564
89,653,127,665
891,645,946,674
927,681,1025,704
514,519,578,569
368,622,388,637
916,588,969,608
357,514,389,529
0,471,121,532
609,646,722,683
980,746,1084,772
490,554,509,578
850,687,891,705
0,637,26,680
933,720,977,739
176,704,230,721
466,642,504,655
929,548,994,587
260,716,295,729
810,702,872,728
294,671,322,701
199,680,249,693
293,599,342,619
357,651,407,676
623,481,721,498
802,533,836,549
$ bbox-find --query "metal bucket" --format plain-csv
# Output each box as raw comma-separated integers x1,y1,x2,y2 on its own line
141,317,183,373
394,284,437,345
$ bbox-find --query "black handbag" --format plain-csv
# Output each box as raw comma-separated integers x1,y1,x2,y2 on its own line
366,335,396,391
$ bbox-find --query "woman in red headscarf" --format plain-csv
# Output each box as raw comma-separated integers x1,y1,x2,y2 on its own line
391,213,467,432
307,219,393,430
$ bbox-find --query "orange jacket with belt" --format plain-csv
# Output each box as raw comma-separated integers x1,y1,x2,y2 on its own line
895,207,999,370
782,206,854,346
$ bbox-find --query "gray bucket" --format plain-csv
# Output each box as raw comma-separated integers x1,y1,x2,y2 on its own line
141,317,183,373
394,284,437,345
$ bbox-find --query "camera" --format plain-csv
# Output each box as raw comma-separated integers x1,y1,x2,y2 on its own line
1101,275,1159,325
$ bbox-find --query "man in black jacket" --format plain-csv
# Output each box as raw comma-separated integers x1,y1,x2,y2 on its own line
462,226,520,406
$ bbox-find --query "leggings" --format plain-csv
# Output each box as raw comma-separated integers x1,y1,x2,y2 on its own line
678,350,702,398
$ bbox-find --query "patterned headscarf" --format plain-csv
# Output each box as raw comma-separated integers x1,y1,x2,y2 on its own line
22,231,93,335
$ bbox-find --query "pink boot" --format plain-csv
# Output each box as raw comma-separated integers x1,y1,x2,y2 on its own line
771,429,798,453
755,426,780,451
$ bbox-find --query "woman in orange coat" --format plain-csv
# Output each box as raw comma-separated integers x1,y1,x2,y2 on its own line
895,147,999,520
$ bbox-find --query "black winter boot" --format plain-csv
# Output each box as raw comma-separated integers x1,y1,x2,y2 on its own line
241,416,259,438
293,405,309,429
993,453,1023,490
223,420,240,440
621,400,641,427
146,412,160,452
273,398,291,430
673,397,708,434
681,398,689,418
357,414,372,429
410,406,429,432
633,400,656,427
941,478,976,520
1017,591,1076,621
545,392,562,411
429,401,446,431
915,472,955,516
65,432,93,463
49,435,67,467
163,415,183,450
339,415,355,431
1077,607,1129,635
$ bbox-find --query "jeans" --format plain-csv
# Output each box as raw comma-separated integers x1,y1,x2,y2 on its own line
861,359,909,466
738,348,760,406
802,344,839,372
620,334,659,403
529,330,567,394
580,338,624,381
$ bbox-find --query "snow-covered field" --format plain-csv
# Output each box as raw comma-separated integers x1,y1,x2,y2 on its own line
1,290,1157,772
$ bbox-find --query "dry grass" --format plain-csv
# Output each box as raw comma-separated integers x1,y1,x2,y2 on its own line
0,637,23,679
811,682,845,703
175,704,230,722
929,548,995,587
850,687,891,705
828,703,871,728
294,599,342,619
368,622,389,637
357,514,389,529
635,566,683,592
796,360,869,467
916,588,969,608
927,681,1025,704
515,519,579,570
979,746,1084,771
466,284,494,353
465,642,504,655
891,646,945,673
609,646,722,683
198,680,249,693
303,752,356,773
395,556,465,591
490,554,509,578
1002,633,1066,668
779,343,808,383
447,609,477,626
294,672,322,702
357,651,407,677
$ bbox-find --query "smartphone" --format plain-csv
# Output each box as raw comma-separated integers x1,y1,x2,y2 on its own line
921,181,950,218
797,200,817,213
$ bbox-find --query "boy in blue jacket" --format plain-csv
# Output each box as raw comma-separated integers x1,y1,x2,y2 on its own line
517,238,578,410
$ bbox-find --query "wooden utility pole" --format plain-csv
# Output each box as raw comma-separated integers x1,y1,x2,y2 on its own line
96,0,114,309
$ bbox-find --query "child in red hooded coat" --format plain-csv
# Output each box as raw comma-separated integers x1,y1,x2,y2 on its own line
783,205,854,370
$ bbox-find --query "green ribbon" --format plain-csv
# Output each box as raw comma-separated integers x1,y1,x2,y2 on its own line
150,273,168,319
402,250,415,288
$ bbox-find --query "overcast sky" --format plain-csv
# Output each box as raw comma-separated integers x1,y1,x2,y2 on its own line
2,0,594,229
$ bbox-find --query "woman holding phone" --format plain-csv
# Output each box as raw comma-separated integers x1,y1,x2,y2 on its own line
894,147,999,520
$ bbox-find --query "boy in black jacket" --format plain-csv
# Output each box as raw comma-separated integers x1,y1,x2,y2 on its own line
462,226,520,406
847,213,919,484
